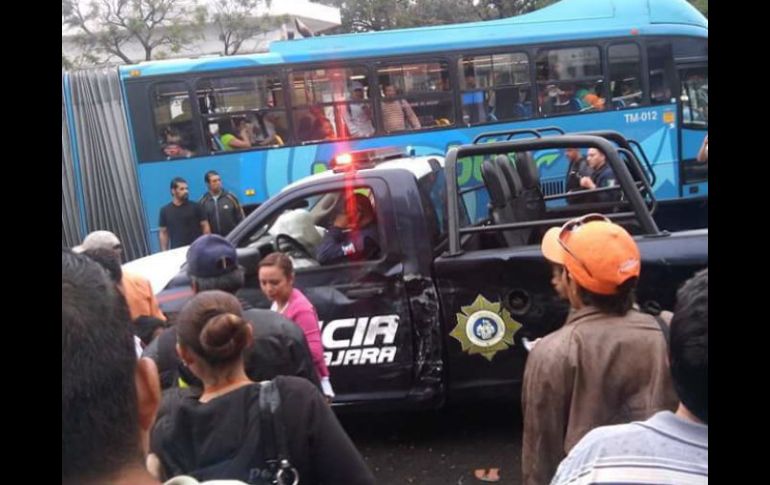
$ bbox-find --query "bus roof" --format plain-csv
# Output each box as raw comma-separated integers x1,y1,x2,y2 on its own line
120,0,706,79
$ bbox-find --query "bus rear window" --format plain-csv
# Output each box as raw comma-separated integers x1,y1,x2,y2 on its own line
152,82,198,160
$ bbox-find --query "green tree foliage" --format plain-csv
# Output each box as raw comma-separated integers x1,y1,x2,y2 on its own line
62,0,205,64
316,0,557,32
210,0,286,55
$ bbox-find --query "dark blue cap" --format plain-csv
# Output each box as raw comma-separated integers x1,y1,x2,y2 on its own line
186,234,237,278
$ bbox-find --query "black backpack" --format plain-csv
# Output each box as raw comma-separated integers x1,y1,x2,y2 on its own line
178,381,299,485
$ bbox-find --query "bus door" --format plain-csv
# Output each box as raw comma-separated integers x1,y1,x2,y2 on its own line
678,64,708,199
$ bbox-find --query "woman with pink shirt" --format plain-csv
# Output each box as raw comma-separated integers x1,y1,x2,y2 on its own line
258,252,335,400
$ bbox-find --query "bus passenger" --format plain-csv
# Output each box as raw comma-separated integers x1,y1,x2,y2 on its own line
380,84,421,132
344,82,375,137
220,117,253,151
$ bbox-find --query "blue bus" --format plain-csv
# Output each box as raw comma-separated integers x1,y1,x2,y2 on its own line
62,0,707,257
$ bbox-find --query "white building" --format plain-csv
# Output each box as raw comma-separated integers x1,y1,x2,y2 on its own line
62,0,341,67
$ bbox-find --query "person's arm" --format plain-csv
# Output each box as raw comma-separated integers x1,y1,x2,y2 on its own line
195,203,211,235
159,227,169,251
158,208,169,251
697,134,708,163
579,176,596,190
521,339,574,485
227,193,245,223
402,100,421,128
293,308,329,379
222,132,251,150
315,227,348,264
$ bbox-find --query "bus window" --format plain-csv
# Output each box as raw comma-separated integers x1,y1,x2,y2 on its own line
647,43,677,105
152,82,198,159
196,74,287,152
291,66,372,142
459,52,532,124
608,43,644,109
377,61,455,131
681,68,708,127
536,46,603,115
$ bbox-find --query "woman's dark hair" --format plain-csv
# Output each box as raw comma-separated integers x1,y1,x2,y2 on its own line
259,252,294,278
62,250,137,483
176,290,251,366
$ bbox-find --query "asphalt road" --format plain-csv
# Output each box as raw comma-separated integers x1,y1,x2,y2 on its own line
338,400,524,485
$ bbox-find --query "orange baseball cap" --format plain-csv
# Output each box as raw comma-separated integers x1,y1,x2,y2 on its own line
541,220,640,295
541,227,565,264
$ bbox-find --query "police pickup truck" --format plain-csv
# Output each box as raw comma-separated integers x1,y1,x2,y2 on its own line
129,133,708,409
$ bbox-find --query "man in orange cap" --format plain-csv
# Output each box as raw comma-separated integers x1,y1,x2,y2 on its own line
521,215,677,485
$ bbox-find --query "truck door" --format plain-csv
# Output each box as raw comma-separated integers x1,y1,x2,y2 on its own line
433,246,567,402
234,177,416,406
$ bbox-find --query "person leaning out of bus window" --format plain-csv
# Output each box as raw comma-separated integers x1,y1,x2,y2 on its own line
219,116,253,151
380,84,421,132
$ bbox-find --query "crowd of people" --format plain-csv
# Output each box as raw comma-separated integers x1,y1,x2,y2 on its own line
65,206,707,483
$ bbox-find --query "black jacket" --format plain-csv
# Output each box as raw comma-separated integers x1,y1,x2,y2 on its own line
199,190,244,236
152,377,375,485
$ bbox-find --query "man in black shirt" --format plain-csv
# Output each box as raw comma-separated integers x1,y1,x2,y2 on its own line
198,170,245,236
159,177,210,250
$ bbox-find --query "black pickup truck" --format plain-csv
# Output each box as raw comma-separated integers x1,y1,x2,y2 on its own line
133,133,708,409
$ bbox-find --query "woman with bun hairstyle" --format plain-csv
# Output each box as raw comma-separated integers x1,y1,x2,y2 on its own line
149,290,374,484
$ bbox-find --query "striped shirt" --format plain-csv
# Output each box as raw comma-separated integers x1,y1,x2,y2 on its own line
380,99,420,132
551,411,707,484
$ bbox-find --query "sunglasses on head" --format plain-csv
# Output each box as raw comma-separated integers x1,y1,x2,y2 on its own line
557,213,610,278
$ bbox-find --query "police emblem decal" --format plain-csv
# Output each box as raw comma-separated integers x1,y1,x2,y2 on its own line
450,294,522,361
